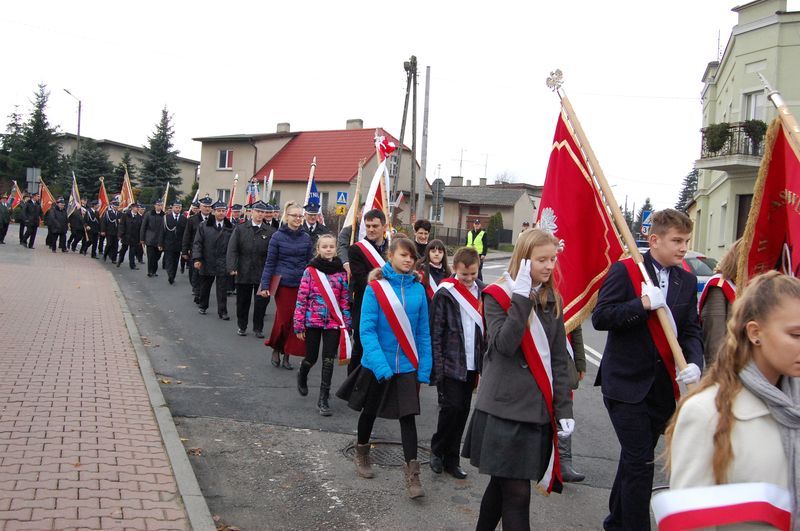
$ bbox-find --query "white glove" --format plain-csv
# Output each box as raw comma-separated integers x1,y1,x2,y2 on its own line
510,259,532,297
676,363,701,385
641,282,666,311
557,418,575,439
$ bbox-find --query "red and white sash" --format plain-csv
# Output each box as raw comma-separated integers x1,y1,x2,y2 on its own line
621,257,680,400
651,483,792,531
483,280,562,494
307,267,352,363
698,273,736,317
423,271,440,300
369,278,419,369
355,240,385,269
439,278,484,334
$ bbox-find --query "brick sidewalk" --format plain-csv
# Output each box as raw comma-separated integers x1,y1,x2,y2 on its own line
0,244,190,530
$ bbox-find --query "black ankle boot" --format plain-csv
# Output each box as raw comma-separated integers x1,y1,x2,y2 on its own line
297,361,311,396
318,357,334,416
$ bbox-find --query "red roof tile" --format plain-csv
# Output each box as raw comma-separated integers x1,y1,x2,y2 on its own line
253,128,402,183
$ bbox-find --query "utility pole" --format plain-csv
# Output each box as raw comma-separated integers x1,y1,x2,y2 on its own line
63,89,81,153
409,59,418,221
416,65,431,221
392,56,415,219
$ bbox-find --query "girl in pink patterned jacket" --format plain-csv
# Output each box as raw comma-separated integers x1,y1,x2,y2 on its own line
293,234,351,416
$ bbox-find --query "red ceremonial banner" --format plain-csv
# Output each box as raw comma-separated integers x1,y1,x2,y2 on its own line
39,180,55,216
740,119,800,282
537,112,625,332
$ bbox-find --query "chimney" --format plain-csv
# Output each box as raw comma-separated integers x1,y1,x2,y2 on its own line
480,177,487,186
346,119,364,130
276,122,290,133
450,176,463,186
466,179,472,187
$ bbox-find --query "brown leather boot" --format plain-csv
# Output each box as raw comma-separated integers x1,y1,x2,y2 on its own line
354,443,374,478
403,460,425,499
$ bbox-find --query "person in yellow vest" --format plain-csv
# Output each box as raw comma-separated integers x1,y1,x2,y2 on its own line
465,219,487,280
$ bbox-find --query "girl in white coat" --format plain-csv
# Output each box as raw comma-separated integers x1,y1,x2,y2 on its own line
664,271,800,530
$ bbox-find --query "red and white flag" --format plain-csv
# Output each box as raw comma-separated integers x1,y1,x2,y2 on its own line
537,112,625,332
226,174,239,220
98,177,110,216
738,118,800,283
39,180,55,215
344,132,396,240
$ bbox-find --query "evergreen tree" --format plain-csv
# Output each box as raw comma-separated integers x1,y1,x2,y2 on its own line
109,150,138,195
633,197,654,237
19,84,64,187
71,139,114,198
0,106,25,188
675,169,698,213
140,107,181,189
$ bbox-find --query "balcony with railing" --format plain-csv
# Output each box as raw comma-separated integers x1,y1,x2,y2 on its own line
696,121,765,172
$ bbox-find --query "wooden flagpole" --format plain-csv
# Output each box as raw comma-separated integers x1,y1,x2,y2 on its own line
547,69,689,374
350,159,365,246
304,157,317,207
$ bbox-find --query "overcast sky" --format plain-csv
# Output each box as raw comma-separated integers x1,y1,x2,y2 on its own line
2,1,777,213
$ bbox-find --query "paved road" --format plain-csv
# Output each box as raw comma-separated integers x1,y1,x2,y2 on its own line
112,254,665,529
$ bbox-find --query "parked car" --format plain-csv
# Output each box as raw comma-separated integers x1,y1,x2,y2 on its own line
634,248,718,294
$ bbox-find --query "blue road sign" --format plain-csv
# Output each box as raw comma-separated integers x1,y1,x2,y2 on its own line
336,191,348,205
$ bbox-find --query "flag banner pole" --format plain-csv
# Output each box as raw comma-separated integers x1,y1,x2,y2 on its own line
547,69,689,374
349,159,365,246
758,73,800,160
304,157,317,206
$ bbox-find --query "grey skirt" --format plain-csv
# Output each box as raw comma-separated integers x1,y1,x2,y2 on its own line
461,409,553,481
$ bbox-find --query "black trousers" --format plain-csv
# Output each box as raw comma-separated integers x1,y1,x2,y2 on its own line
103,237,118,262
49,231,67,251
431,372,477,467
23,225,37,247
82,233,97,256
603,365,675,531
188,263,200,295
135,244,143,262
118,242,137,268
304,328,340,366
235,283,269,332
68,231,85,251
0,222,8,242
146,245,161,275
198,274,228,315
98,234,105,254
347,303,363,375
163,250,181,282
19,223,26,244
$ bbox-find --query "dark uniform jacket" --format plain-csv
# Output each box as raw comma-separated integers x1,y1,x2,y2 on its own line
0,203,10,226
100,209,119,237
226,221,275,285
68,209,85,232
301,221,331,247
430,279,487,385
158,212,187,252
182,213,207,256
140,209,165,246
84,209,101,234
45,207,68,234
475,290,573,425
591,251,704,404
192,216,234,276
119,211,143,245
23,201,42,227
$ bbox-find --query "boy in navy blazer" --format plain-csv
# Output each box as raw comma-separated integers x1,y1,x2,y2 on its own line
592,209,703,531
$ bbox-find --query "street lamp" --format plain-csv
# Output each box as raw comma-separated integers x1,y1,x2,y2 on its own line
63,89,81,153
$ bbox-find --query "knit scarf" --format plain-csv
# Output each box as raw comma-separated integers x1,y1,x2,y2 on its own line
308,256,344,275
739,361,800,528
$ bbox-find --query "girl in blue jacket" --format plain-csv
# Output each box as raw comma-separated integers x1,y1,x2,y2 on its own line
337,236,432,499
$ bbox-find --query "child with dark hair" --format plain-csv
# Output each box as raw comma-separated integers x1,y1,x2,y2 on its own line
417,239,451,301
337,236,432,499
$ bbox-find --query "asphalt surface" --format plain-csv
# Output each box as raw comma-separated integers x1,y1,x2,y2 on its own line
104,251,665,530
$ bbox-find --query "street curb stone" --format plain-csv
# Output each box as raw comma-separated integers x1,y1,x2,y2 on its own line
108,273,216,531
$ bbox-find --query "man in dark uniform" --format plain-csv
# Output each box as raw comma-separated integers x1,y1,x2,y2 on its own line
181,201,200,274
0,193,10,244
22,193,42,249
346,208,389,375
45,198,69,253
101,200,120,262
230,204,245,225
193,201,234,319
117,203,143,270
266,203,280,229
226,200,275,337
301,202,330,247
592,208,703,531
67,198,87,252
135,204,145,263
83,200,101,257
183,197,212,303
17,194,30,245
159,200,187,284
141,199,165,277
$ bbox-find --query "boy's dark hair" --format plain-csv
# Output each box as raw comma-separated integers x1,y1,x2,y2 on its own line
389,235,418,260
414,219,431,232
363,209,386,224
650,208,693,236
452,246,480,268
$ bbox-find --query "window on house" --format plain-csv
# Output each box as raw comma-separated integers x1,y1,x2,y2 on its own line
321,192,329,208
216,189,230,203
744,91,766,121
468,205,480,215
217,150,233,170
736,194,753,239
719,203,727,243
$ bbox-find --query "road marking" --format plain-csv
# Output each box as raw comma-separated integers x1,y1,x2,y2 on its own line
483,264,505,270
584,345,603,367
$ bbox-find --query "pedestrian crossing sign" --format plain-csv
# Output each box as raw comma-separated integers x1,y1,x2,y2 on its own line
336,192,348,205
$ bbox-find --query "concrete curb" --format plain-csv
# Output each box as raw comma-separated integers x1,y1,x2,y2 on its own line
108,273,216,531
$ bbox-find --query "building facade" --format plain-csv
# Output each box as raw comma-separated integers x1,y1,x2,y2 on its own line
690,0,800,258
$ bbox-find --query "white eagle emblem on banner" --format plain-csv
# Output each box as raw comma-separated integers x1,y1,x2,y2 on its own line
539,207,558,235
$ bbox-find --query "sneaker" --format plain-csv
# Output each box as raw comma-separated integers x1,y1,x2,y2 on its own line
198,308,207,315
237,329,247,336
